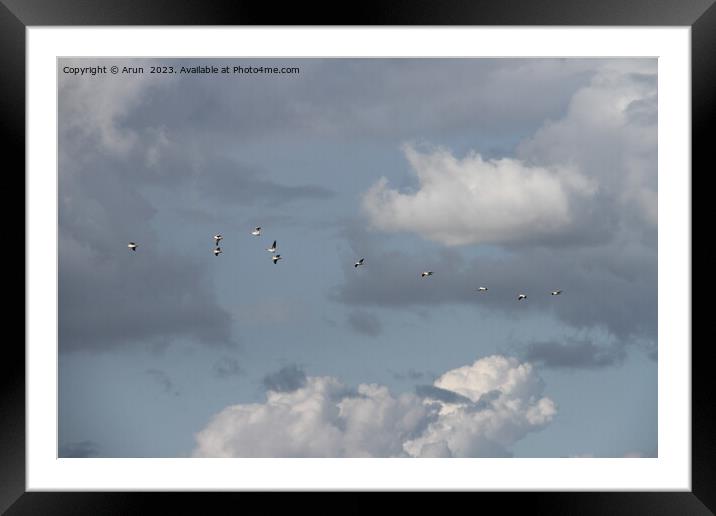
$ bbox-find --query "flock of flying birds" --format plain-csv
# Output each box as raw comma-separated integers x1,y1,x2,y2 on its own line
127,227,563,301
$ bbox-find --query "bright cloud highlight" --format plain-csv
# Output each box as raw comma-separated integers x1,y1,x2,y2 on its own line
362,144,595,246
193,355,556,457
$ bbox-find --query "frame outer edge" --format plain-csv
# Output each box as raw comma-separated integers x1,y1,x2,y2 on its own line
0,0,27,514
691,1,716,513
6,0,714,512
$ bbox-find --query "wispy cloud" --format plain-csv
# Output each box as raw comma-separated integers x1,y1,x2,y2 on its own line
59,440,100,458
524,339,627,369
262,364,307,393
213,357,244,378
146,369,179,396
346,311,382,337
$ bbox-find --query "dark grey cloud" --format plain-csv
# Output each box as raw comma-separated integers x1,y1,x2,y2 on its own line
471,389,502,411
346,310,382,337
524,339,627,369
415,385,501,412
58,92,236,352
213,357,244,378
59,237,233,352
58,62,336,354
123,58,604,147
262,364,307,393
333,223,656,346
59,440,100,458
146,369,179,396
193,156,334,205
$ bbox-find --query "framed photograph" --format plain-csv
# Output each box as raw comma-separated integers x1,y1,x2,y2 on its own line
7,0,708,512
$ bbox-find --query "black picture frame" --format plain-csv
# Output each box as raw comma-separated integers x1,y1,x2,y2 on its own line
5,0,709,513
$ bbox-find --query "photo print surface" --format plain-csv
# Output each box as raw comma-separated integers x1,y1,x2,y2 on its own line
58,58,657,458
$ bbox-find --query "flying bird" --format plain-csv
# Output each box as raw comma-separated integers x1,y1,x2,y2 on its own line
551,289,562,296
214,234,223,244
421,271,434,278
213,247,222,256
266,240,277,253
127,242,137,251
517,294,527,301
272,254,282,264
354,258,364,268
477,287,488,292
251,227,262,236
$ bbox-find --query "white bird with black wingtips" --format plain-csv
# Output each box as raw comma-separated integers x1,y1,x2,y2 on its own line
517,294,527,301
477,287,488,292
421,271,433,278
251,227,262,236
128,242,137,252
354,258,364,268
272,254,282,264
213,247,222,257
551,289,562,296
214,234,223,245
266,240,277,253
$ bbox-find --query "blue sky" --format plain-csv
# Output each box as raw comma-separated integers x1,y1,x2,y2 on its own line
58,58,657,458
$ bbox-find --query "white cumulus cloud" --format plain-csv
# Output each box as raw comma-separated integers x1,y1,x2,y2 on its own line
517,61,657,227
193,376,427,457
362,143,595,246
193,355,556,457
404,355,556,457
361,61,656,246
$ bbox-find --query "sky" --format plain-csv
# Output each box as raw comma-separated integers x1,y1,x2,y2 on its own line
58,57,657,458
